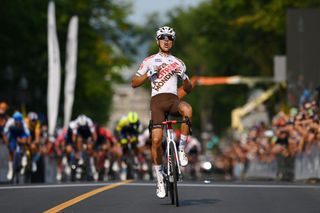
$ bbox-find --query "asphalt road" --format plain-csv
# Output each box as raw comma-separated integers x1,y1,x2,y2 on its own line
0,181,319,213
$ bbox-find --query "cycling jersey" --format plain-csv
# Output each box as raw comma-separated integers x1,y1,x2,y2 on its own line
4,118,30,151
115,116,140,144
136,53,186,97
25,118,41,141
72,117,95,140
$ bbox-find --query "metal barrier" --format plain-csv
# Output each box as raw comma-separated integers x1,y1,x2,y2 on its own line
295,144,320,180
243,144,320,181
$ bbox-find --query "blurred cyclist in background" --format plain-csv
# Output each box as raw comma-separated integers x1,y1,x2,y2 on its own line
94,124,120,180
115,111,141,179
25,112,42,174
72,114,97,180
3,111,31,181
115,111,141,146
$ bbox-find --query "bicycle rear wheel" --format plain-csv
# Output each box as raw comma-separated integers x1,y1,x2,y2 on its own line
169,142,179,207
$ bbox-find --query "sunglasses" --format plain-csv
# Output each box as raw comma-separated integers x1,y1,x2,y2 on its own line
157,34,174,41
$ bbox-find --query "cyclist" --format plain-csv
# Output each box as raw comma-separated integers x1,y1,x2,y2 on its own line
115,111,141,146
115,111,141,179
72,114,97,180
25,112,42,173
3,111,31,181
94,124,119,180
131,26,193,198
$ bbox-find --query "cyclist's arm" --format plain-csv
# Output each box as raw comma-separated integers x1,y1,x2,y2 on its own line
131,58,150,88
177,58,192,94
131,74,148,88
182,78,192,94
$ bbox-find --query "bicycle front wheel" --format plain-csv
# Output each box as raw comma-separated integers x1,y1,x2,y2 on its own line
169,142,179,207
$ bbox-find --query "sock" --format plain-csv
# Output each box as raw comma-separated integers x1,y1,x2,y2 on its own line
153,165,163,182
8,161,13,170
179,134,188,150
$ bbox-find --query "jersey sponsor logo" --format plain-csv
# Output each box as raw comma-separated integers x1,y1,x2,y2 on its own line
152,62,180,91
155,58,162,62
158,62,179,79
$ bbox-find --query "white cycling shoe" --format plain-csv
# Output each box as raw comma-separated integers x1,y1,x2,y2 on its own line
156,180,166,199
179,149,188,167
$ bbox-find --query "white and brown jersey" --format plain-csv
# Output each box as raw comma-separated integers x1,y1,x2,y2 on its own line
136,52,186,97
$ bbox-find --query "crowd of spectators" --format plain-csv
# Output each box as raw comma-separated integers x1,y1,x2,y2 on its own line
213,99,320,181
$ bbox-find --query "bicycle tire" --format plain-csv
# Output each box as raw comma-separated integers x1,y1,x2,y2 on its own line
169,142,179,207
166,149,174,204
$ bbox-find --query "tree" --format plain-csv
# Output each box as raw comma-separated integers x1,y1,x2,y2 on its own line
0,0,136,125
145,0,320,134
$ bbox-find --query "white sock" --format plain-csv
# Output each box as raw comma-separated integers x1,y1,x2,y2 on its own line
153,165,163,182
179,134,188,150
8,161,13,170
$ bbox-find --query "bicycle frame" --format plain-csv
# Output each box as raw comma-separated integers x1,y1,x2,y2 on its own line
164,121,182,181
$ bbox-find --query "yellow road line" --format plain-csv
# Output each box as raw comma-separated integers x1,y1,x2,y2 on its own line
44,180,133,213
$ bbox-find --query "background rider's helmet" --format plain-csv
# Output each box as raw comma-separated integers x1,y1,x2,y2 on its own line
77,114,87,126
28,111,38,121
13,111,23,122
156,26,176,40
127,111,139,124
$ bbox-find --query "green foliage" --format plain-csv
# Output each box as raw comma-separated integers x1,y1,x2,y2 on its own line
146,0,320,134
0,0,135,124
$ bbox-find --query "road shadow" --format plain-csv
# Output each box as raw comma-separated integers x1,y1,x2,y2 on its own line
161,198,220,206
180,198,221,206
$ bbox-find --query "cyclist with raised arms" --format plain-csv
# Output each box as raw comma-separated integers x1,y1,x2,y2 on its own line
131,26,192,198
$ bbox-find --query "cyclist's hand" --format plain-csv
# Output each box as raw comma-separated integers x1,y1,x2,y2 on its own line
175,67,189,80
147,66,158,81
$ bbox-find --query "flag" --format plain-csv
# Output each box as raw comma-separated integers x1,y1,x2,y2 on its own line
64,16,79,128
47,1,61,140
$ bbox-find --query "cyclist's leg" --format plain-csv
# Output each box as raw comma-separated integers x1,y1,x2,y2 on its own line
176,100,193,166
177,101,192,135
7,137,16,181
151,93,173,198
151,128,163,165
151,127,166,198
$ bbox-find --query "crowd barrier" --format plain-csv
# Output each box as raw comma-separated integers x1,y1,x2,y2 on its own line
239,144,320,181
1,143,320,183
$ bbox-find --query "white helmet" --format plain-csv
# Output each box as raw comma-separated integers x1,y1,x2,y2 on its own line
156,26,176,40
77,114,87,126
28,112,38,121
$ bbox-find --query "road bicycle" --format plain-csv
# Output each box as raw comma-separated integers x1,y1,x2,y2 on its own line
151,117,192,207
